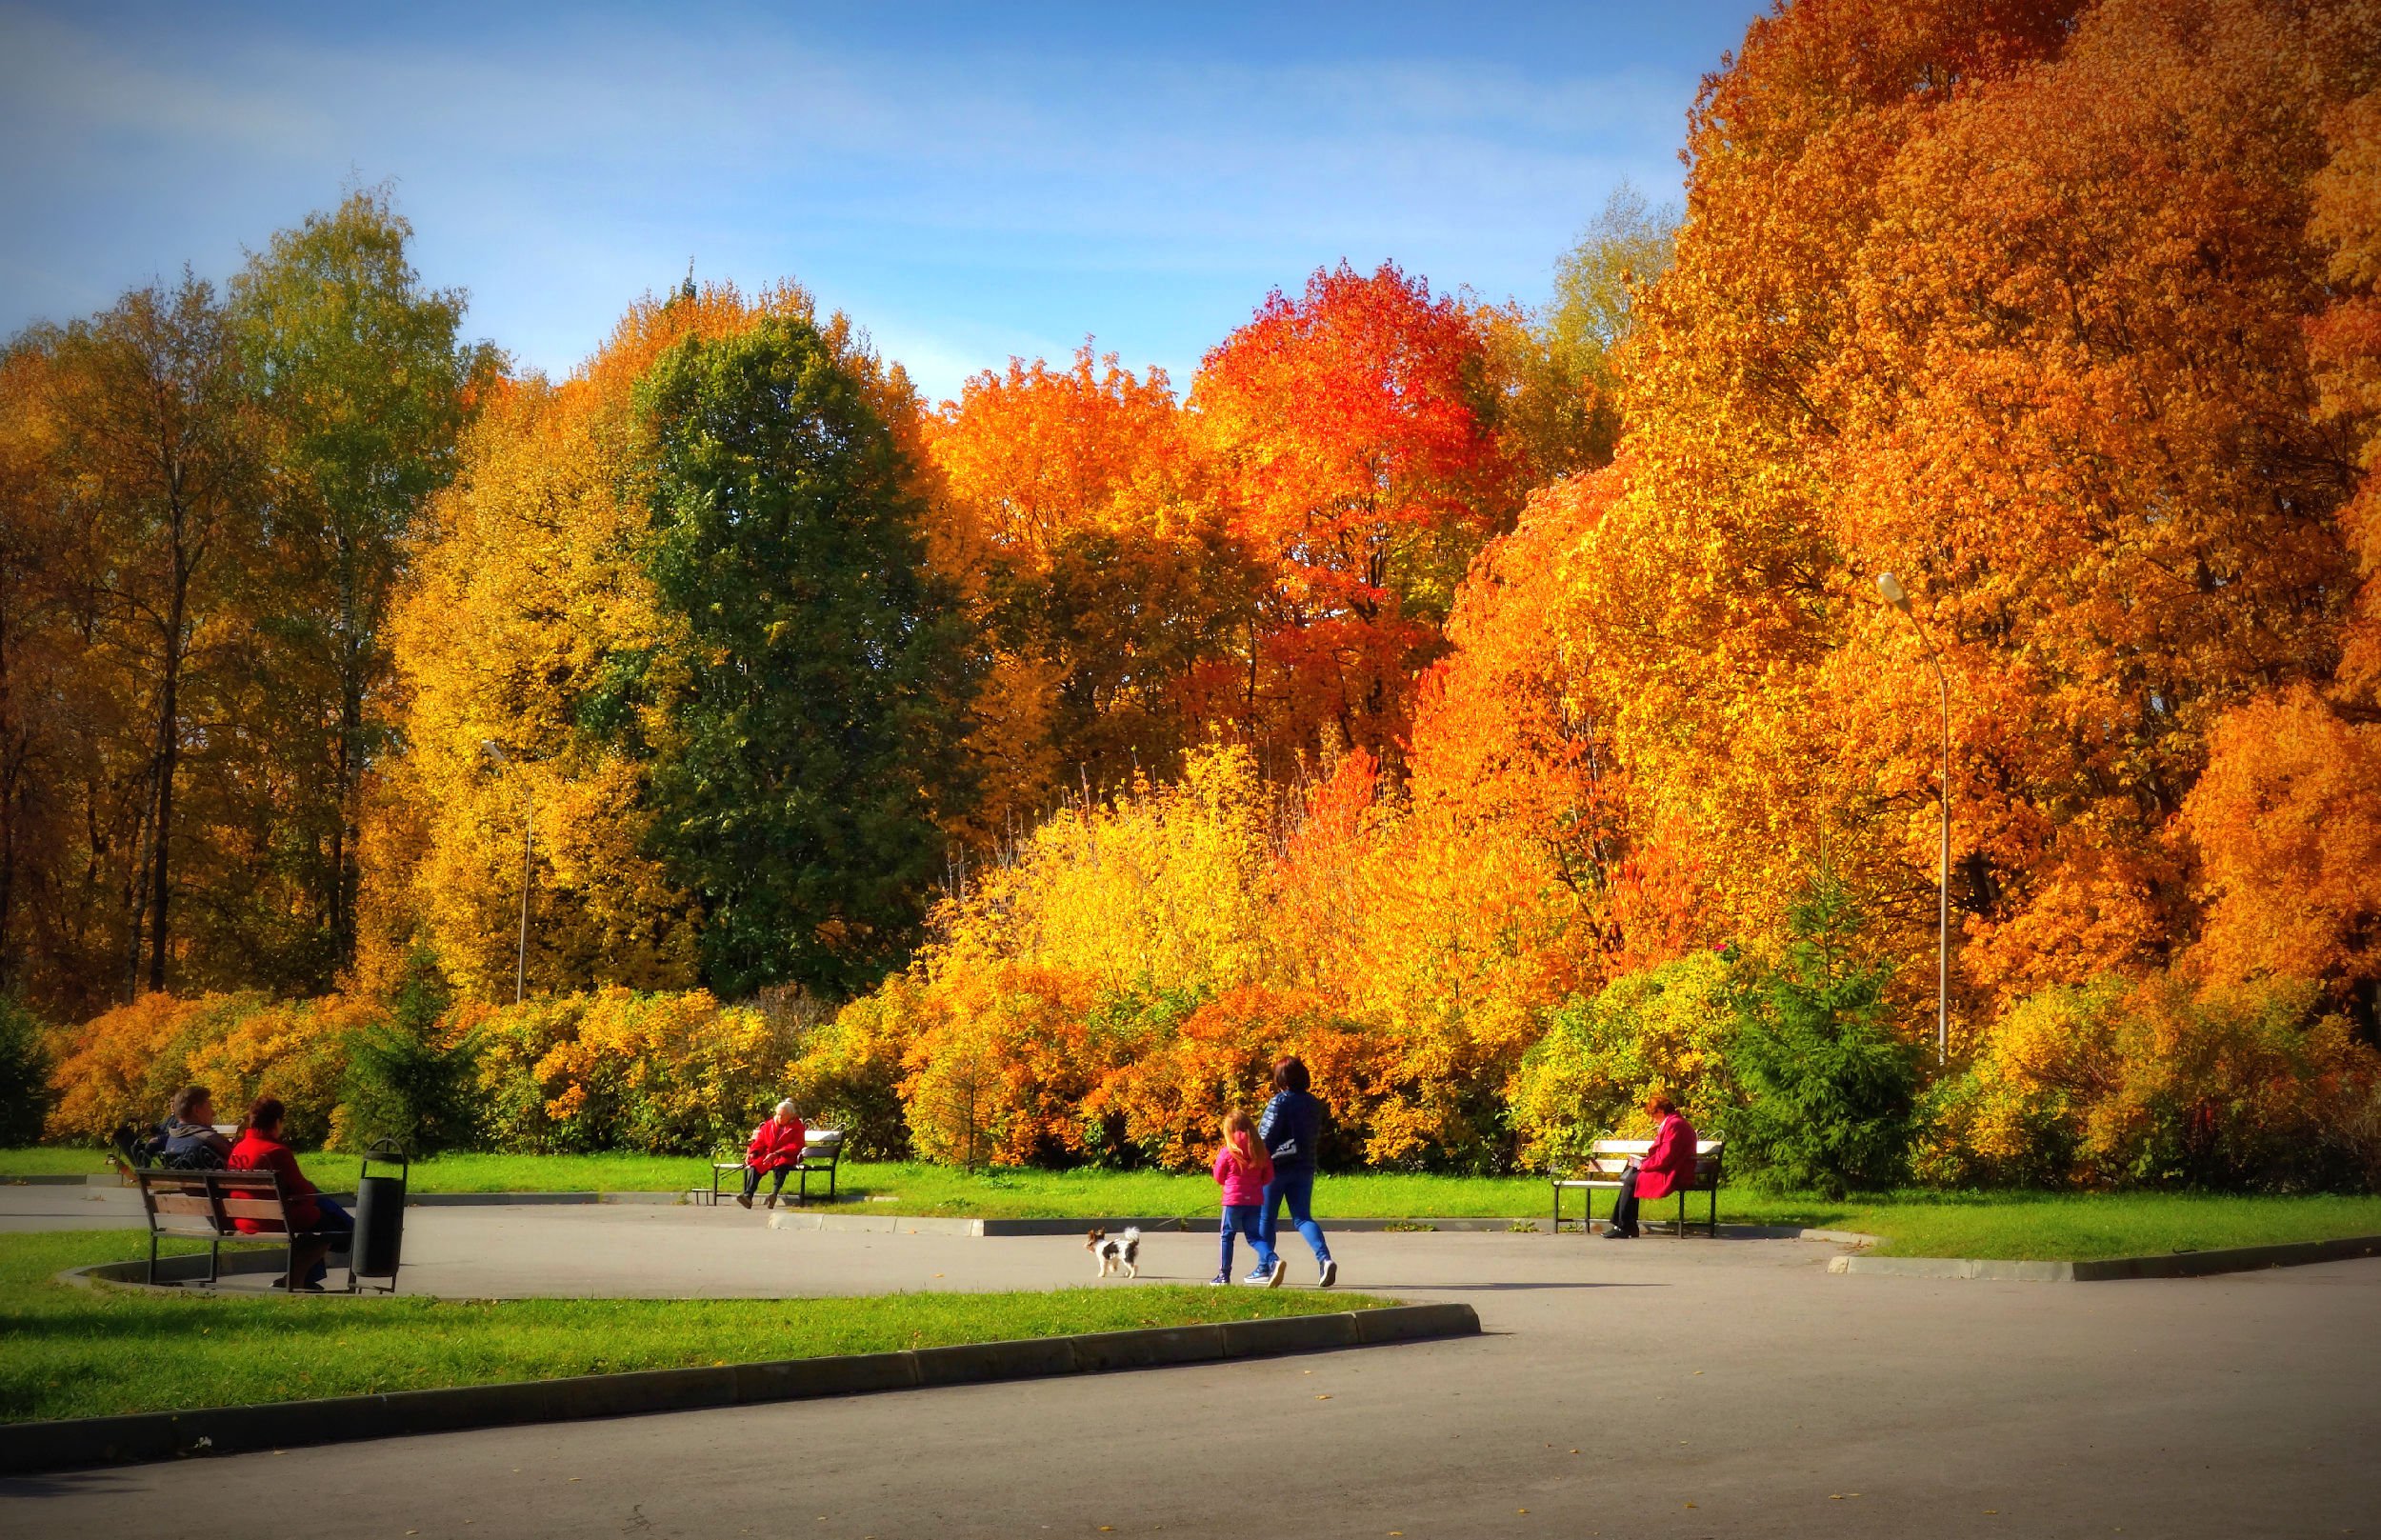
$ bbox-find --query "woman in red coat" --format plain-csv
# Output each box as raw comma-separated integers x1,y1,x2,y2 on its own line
737,1100,807,1209
226,1095,353,1289
1604,1092,1697,1240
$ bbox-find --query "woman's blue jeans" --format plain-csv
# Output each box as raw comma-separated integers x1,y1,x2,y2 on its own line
1259,1169,1331,1263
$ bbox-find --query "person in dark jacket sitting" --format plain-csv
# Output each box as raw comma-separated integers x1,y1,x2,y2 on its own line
1255,1056,1338,1289
227,1095,352,1290
159,1085,231,1169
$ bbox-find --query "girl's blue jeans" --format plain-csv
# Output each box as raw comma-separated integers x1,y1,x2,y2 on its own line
1260,1169,1332,1263
1219,1204,1273,1274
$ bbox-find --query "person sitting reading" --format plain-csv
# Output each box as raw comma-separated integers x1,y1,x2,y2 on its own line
159,1085,231,1169
1603,1092,1699,1240
737,1100,807,1210
227,1095,353,1290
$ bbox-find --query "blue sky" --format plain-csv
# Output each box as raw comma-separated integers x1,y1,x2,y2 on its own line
0,1,1766,401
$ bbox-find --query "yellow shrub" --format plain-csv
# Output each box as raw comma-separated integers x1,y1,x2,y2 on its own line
44,992,350,1144
1507,952,1737,1173
783,977,931,1159
1921,974,2381,1190
464,988,791,1153
184,995,378,1149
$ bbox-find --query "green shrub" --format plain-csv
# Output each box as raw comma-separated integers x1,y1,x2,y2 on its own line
1722,878,1921,1198
333,949,478,1156
1507,951,1738,1171
784,978,926,1160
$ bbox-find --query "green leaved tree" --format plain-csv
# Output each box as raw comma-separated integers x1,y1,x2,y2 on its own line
633,315,982,996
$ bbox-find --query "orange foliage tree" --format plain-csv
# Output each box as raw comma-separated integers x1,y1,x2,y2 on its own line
1193,262,1526,767
1572,0,2381,1041
927,347,1260,835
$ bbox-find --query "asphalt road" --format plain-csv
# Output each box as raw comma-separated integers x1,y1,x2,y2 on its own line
4,1193,2376,1539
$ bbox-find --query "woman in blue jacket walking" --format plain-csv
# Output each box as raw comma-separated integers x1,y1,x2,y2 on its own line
1254,1056,1338,1288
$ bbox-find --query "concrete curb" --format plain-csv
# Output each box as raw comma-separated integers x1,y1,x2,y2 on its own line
1828,1232,2381,1282
0,1302,1478,1476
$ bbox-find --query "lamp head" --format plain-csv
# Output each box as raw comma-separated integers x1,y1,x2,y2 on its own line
480,740,508,764
1876,571,1911,612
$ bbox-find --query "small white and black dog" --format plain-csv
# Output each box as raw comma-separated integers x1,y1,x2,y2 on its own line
1086,1226,1141,1279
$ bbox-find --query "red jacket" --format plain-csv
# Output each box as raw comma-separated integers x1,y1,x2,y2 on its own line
1634,1113,1700,1201
226,1130,323,1231
747,1114,807,1172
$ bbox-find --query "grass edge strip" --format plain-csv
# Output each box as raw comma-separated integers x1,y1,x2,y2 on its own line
0,1301,1480,1477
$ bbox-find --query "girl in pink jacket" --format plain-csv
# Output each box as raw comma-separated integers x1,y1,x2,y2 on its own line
1211,1110,1285,1287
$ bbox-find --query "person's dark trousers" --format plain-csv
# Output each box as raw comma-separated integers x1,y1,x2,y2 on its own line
1259,1169,1332,1265
297,1195,354,1287
1219,1204,1273,1275
742,1164,793,1199
1606,1164,1642,1236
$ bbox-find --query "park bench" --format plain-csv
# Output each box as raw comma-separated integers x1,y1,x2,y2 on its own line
1551,1137,1725,1237
133,1167,348,1290
692,1128,844,1207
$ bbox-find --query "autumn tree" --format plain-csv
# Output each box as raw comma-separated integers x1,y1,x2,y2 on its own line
1568,0,2377,1037
1512,180,1678,476
2184,72,2381,1032
228,188,498,983
34,277,260,997
928,346,1260,833
1192,262,1524,766
632,314,983,996
0,340,72,1003
371,284,817,1001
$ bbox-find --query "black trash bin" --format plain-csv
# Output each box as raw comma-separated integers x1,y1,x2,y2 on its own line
350,1140,410,1293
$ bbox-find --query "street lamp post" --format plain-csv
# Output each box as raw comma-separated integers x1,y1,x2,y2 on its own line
1876,572,1950,1066
482,741,531,1006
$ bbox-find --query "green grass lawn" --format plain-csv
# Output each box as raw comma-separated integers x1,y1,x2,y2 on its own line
11,1148,2379,1262
0,1230,1390,1425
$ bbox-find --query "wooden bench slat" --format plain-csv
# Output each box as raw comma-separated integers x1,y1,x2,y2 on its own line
133,1167,330,1289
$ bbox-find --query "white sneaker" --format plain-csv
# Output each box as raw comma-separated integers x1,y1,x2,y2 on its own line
1318,1258,1338,1288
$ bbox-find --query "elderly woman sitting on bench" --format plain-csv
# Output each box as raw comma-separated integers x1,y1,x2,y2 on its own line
737,1100,807,1209
1603,1092,1699,1240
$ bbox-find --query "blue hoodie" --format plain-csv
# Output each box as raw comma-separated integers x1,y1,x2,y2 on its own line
1258,1089,1326,1173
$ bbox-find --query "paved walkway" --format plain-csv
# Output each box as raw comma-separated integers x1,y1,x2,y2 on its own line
5,1190,2378,1537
